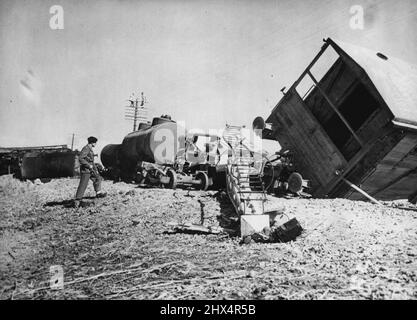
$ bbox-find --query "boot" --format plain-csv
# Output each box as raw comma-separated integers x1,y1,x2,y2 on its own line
72,199,81,208
96,191,107,198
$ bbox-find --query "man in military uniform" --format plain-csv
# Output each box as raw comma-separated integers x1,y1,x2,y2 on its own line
74,136,106,207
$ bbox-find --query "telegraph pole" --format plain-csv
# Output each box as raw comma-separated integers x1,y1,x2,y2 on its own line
133,98,139,132
71,133,75,150
125,92,148,131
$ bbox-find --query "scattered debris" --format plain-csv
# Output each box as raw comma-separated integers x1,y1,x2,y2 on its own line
198,199,206,224
124,190,136,196
270,218,303,243
241,217,303,244
166,222,223,235
1,177,417,300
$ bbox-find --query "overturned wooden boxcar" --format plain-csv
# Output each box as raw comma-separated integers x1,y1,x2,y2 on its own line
0,145,77,179
263,38,417,202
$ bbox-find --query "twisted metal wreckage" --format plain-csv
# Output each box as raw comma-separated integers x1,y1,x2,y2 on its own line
100,114,306,241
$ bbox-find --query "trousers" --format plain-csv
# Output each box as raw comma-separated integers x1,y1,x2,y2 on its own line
75,172,102,200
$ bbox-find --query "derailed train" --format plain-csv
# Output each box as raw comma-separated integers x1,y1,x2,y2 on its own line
100,115,227,190
100,114,306,194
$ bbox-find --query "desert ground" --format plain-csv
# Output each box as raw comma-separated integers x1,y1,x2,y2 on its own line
0,174,416,300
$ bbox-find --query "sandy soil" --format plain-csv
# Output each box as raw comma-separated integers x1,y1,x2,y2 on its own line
0,175,416,300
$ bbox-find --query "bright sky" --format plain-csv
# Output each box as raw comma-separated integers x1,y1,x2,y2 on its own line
1,0,416,155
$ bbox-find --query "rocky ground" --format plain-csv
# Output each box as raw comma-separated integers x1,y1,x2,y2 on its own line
0,174,416,300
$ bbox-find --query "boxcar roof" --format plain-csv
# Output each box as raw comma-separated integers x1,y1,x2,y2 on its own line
329,38,417,130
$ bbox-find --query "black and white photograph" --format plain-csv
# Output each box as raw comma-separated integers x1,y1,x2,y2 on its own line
1,0,417,304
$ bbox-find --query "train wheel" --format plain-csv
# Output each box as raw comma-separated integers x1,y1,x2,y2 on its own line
288,172,303,194
196,172,209,191
166,169,177,189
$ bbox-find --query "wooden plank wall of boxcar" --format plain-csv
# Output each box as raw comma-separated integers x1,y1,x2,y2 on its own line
270,90,347,194
348,133,417,200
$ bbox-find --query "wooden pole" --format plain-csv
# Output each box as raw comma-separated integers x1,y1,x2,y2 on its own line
71,133,75,150
133,98,138,131
341,177,382,205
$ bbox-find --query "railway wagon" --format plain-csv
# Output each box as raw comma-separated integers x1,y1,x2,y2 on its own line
262,38,417,202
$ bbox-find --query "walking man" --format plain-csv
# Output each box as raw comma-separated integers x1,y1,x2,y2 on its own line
74,136,106,207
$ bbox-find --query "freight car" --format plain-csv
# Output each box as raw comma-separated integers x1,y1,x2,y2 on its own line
0,145,76,179
101,115,219,190
260,38,417,202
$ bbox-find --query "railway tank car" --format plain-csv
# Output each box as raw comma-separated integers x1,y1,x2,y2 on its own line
101,115,186,184
100,144,121,171
121,117,179,164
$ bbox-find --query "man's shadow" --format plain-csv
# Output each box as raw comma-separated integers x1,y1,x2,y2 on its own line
44,196,96,208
